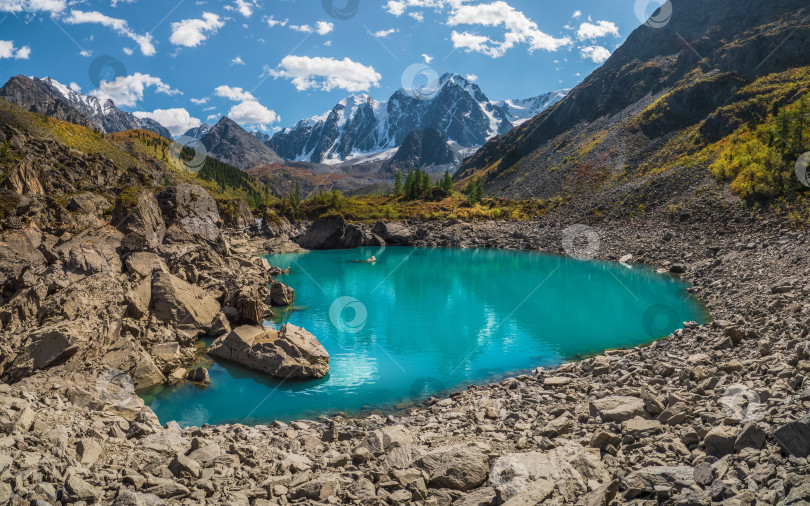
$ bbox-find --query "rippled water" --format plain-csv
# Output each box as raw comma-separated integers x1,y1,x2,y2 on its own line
144,247,707,426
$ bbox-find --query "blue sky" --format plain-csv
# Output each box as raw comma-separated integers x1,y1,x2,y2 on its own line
0,0,666,136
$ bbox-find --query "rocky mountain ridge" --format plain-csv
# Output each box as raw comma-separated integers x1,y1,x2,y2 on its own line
455,0,810,199
267,74,567,166
0,75,172,139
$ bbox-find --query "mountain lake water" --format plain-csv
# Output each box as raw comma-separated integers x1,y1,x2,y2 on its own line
144,246,708,426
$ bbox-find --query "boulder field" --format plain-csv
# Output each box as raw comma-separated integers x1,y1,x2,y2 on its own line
0,184,809,504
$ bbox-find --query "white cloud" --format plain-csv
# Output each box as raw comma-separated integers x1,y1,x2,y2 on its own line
290,24,312,33
383,0,446,16
408,11,424,22
90,73,180,108
577,20,619,40
324,40,332,46
207,113,221,121
572,10,581,18
466,74,478,82
169,12,224,48
315,21,334,35
227,100,279,129
63,10,155,56
69,82,81,92
122,47,134,55
214,85,255,102
133,108,201,137
230,0,255,18
231,56,245,65
265,15,288,27
422,53,433,64
111,0,137,5
266,55,382,93
0,41,31,59
448,1,572,57
0,0,66,13
191,97,209,105
580,45,611,64
79,50,92,57
373,28,397,38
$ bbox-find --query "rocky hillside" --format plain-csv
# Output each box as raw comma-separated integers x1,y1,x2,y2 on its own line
0,75,172,139
456,0,810,201
200,116,284,171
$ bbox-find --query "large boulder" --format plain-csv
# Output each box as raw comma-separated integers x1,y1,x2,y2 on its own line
0,225,47,291
66,192,111,217
157,184,221,243
269,281,295,306
262,212,293,239
150,271,220,341
217,198,254,229
773,414,810,457
296,215,383,250
6,322,80,380
589,396,647,422
622,466,697,499
102,341,166,391
54,226,123,275
489,444,610,503
111,188,165,252
372,221,414,246
208,324,329,379
416,444,490,491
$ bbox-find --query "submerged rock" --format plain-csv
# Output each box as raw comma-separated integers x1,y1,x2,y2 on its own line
208,324,329,379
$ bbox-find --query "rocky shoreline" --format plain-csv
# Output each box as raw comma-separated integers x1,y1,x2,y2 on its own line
1,187,809,505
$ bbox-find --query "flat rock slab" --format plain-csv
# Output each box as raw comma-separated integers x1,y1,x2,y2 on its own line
208,324,329,380
543,376,572,387
590,396,646,422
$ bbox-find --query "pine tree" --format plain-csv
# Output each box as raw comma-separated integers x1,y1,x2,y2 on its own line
439,170,454,192
404,170,416,200
420,170,431,193
394,170,403,196
465,176,484,204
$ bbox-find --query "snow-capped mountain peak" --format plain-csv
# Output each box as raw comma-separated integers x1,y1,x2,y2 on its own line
33,76,172,139
265,73,562,166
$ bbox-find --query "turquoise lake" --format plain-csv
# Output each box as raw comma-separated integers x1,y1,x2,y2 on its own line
145,247,707,426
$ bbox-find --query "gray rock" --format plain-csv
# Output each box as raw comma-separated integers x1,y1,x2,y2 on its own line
288,473,339,501
112,188,165,252
64,473,101,502
773,414,810,457
589,396,646,422
622,466,696,499
150,271,220,341
77,438,102,465
490,444,609,503
704,425,739,457
297,215,383,250
208,324,329,380
169,453,201,479
417,444,489,491
269,280,295,306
